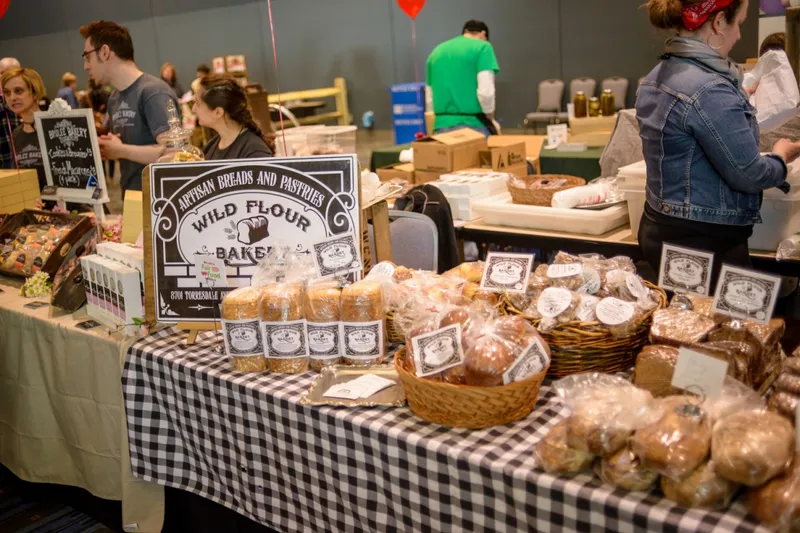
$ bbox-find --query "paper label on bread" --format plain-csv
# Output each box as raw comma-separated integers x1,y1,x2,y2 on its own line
411,324,465,378
312,233,362,278
341,320,383,360
261,319,308,358
576,295,600,322
222,318,263,357
596,298,635,325
307,321,341,359
503,337,550,385
712,265,781,324
480,252,534,293
365,261,396,280
537,288,572,318
658,244,714,296
547,264,582,279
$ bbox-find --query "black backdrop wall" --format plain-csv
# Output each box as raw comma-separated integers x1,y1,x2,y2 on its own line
0,0,759,128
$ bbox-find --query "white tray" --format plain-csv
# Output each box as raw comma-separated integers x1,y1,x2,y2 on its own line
472,194,630,235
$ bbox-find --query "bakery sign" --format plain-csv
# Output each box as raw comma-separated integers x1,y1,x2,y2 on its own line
144,156,360,322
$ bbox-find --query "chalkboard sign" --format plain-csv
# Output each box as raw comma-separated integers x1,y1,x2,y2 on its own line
35,100,109,205
144,156,360,323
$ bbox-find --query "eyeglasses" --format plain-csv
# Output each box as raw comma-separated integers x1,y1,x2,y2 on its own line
82,48,99,60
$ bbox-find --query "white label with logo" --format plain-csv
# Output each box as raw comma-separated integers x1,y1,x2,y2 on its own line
658,243,714,296
261,319,308,358
194,253,228,287
576,294,600,322
480,252,534,293
537,288,572,318
626,273,647,299
222,318,263,357
712,265,781,324
365,261,396,280
671,347,729,399
341,320,384,360
547,264,583,279
307,321,341,359
312,233,362,278
411,324,465,378
503,338,550,385
596,298,635,326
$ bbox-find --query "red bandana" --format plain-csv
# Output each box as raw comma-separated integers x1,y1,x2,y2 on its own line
682,0,735,31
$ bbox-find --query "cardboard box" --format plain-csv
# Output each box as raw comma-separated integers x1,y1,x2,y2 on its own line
415,170,441,185
376,162,415,183
479,140,526,172
412,128,486,173
504,163,529,177
569,115,616,137
122,191,143,245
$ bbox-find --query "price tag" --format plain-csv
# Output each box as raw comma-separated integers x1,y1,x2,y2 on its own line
658,243,714,296
91,187,102,200
41,185,57,196
712,264,781,324
671,347,728,399
194,254,228,287
411,324,465,378
311,233,362,279
547,124,568,148
480,252,534,293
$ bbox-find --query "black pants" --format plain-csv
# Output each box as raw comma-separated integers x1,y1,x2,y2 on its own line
638,206,752,292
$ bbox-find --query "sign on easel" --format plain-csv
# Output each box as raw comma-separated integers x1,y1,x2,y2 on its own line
35,99,108,219
144,155,361,323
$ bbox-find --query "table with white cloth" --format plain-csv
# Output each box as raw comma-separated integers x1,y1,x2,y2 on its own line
122,328,768,533
0,276,164,532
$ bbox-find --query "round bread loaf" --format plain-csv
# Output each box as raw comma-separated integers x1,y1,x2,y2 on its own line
464,338,515,387
745,458,800,533
534,420,594,475
595,445,659,491
661,461,739,510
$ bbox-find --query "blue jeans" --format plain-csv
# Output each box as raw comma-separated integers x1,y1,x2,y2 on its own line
434,125,492,137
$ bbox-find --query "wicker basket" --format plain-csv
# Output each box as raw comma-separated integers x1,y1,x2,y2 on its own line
504,282,667,378
394,347,547,429
507,174,585,206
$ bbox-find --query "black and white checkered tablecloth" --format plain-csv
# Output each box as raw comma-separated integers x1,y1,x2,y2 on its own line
123,328,768,533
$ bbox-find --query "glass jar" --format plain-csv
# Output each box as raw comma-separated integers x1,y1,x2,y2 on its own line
600,89,616,117
156,100,204,163
573,91,587,119
588,97,601,117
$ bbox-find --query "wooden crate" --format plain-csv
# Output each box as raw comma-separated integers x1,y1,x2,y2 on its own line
0,169,40,213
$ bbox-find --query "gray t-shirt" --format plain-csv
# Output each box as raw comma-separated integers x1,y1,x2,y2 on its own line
108,73,178,194
203,130,272,160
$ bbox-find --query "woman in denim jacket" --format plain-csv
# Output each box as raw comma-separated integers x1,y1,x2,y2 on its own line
637,0,800,278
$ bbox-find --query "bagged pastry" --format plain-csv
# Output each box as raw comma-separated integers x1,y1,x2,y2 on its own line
786,357,800,376
712,409,796,486
533,420,594,475
554,374,662,457
595,297,645,338
661,461,739,510
595,445,659,491
221,286,267,373
251,245,315,288
768,391,799,421
535,288,580,332
443,261,484,284
777,373,800,396
341,280,386,366
633,345,682,398
697,340,758,389
649,308,715,347
535,263,583,292
259,282,308,374
746,458,800,533
631,396,712,480
305,278,343,371
464,315,551,387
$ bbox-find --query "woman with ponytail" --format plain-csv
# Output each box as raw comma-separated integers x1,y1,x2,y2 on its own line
195,74,273,160
637,0,800,279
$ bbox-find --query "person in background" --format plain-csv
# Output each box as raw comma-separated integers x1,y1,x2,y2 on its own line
56,72,80,109
426,19,500,136
1,68,47,190
81,20,179,197
759,31,786,56
636,0,800,280
195,74,273,160
0,57,21,169
192,64,210,95
160,62,184,99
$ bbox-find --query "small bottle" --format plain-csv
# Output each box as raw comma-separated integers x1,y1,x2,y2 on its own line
573,91,587,118
588,97,601,117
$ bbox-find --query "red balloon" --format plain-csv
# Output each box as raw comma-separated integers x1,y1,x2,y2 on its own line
397,0,425,19
0,0,9,21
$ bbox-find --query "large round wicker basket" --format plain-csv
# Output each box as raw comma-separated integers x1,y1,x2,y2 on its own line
394,347,547,429
503,282,668,378
507,174,585,206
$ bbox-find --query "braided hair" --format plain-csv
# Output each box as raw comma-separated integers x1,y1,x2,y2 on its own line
199,74,275,153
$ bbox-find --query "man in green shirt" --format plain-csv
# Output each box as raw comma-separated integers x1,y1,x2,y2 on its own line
426,20,500,136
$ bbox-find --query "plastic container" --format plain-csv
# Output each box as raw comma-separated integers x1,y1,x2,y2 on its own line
273,126,327,157
305,125,357,156
472,194,629,235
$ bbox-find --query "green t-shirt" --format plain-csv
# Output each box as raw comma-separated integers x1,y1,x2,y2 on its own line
426,36,500,131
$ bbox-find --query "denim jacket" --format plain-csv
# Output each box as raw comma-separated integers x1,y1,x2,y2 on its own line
636,55,788,225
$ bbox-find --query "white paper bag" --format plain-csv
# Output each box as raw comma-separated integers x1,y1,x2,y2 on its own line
744,51,800,133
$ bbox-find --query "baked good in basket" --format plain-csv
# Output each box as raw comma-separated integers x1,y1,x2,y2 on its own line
443,262,484,284
745,457,800,532
631,396,712,480
507,174,586,206
222,286,267,373
661,461,739,510
649,308,716,347
534,420,594,475
712,410,796,486
595,445,659,491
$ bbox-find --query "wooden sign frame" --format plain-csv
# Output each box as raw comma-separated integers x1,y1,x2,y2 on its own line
143,156,361,326
34,100,109,218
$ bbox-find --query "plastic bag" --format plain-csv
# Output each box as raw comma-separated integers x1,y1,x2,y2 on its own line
553,374,662,457
251,245,313,287
534,419,595,475
746,457,800,533
649,308,716,347
259,281,308,374
661,460,739,511
341,280,386,366
305,278,343,371
595,445,659,491
551,178,621,209
534,288,581,332
711,409,795,487
744,50,800,133
221,286,267,373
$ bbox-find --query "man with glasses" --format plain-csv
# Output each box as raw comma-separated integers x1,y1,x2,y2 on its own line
80,20,178,197
0,57,21,169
